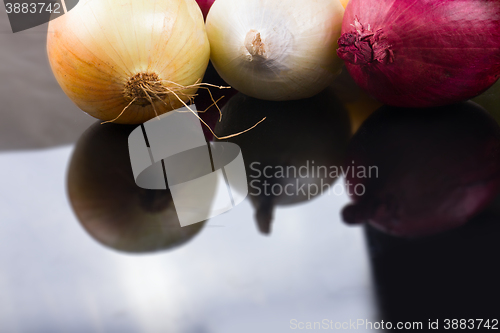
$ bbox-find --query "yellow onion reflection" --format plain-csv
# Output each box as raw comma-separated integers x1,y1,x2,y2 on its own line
67,122,206,253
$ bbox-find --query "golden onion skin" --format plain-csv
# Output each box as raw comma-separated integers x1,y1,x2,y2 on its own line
47,0,210,124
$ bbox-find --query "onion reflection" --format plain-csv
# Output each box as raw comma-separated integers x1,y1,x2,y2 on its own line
215,89,351,234
342,101,500,237
67,122,206,253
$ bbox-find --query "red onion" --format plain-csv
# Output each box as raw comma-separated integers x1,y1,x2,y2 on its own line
337,0,500,108
196,0,216,20
342,102,500,237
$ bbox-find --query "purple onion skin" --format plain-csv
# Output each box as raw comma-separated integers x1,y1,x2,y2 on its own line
342,101,500,237
196,0,216,20
338,0,500,108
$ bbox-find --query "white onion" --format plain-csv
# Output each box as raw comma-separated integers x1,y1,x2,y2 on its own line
206,0,344,101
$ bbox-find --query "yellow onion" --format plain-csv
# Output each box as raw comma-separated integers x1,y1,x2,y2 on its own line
206,0,344,101
47,0,210,124
331,66,382,134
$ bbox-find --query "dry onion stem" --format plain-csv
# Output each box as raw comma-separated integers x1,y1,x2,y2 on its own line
101,73,265,139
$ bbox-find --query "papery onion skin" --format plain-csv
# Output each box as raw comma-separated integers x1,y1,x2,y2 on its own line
338,0,500,108
47,0,210,124
206,0,344,101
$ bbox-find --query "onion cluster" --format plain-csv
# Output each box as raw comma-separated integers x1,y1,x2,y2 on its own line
46,0,500,238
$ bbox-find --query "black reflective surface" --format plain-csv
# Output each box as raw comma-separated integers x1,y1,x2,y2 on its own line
366,209,500,322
